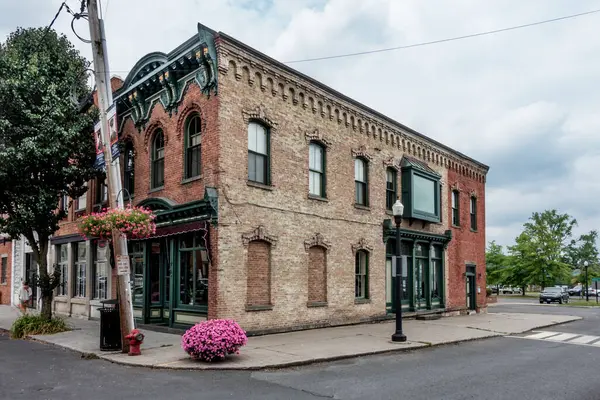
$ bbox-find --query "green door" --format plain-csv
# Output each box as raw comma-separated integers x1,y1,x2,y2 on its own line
414,243,429,310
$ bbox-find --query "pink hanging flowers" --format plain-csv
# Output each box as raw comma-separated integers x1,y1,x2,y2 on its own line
78,206,156,240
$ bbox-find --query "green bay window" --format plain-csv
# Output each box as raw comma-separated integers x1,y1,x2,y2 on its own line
386,168,397,210
248,122,270,185
178,233,209,310
401,157,441,223
185,114,202,179
309,142,326,197
151,130,165,189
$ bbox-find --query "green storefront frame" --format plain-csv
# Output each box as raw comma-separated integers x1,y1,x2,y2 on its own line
383,219,452,313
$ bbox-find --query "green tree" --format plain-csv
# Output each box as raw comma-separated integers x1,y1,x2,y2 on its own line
0,28,99,321
564,230,600,286
486,241,508,292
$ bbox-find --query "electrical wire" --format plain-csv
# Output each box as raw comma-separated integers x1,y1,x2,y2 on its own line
284,8,600,64
35,2,67,52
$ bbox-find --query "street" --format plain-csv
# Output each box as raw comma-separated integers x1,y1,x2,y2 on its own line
1,300,600,400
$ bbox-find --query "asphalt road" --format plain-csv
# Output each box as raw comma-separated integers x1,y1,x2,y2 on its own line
1,301,599,400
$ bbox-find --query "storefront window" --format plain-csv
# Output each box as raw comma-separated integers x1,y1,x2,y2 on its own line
431,245,443,301
178,233,209,308
149,242,161,304
56,244,68,296
130,242,144,305
74,242,86,298
93,241,108,300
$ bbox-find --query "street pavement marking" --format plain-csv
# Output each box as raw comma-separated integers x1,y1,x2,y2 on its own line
545,333,579,342
526,332,562,339
569,335,600,345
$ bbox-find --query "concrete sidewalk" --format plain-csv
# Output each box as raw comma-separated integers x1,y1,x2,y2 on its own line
0,305,580,370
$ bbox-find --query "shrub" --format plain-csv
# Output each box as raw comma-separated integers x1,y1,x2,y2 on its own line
486,288,492,297
181,319,248,362
10,314,70,339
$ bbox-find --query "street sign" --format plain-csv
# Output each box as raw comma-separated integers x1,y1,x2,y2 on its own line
116,255,130,276
391,256,408,278
592,278,600,282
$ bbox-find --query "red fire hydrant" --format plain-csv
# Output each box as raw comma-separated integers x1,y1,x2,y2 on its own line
125,329,145,356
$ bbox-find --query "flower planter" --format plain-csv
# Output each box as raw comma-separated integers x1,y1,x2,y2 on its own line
78,206,156,240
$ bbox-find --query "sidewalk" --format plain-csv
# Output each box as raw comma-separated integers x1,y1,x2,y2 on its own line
0,305,580,370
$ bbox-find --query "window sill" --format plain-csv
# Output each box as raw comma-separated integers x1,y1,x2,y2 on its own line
182,175,203,185
307,301,328,308
354,204,370,211
470,228,478,233
354,298,371,305
247,181,274,191
0,283,7,286
308,194,328,202
452,224,461,229
149,186,164,194
245,304,273,312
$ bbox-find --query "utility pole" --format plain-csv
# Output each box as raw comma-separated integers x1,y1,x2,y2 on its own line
86,0,135,352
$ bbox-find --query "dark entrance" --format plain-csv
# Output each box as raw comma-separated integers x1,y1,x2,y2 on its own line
25,253,37,309
466,264,477,311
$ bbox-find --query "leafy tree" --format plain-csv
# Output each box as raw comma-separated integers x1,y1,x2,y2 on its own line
486,241,508,291
564,230,600,286
0,28,99,321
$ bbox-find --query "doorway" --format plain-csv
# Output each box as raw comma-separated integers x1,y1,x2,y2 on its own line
25,253,38,309
466,264,477,311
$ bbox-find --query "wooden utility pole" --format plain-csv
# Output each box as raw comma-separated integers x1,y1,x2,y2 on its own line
86,0,135,352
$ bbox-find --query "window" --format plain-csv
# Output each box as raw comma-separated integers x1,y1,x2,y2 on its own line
246,240,271,307
185,114,202,179
354,158,368,206
123,141,135,198
355,250,369,299
309,142,325,197
56,244,68,296
179,233,209,308
93,241,108,300
470,196,477,231
307,246,327,304
452,190,460,226
431,246,443,303
151,130,165,189
74,242,86,298
248,122,269,184
1,256,7,284
386,168,397,210
61,194,69,213
129,242,144,305
95,177,107,205
76,183,87,211
400,158,441,223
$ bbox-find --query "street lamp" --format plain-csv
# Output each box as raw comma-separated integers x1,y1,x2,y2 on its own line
391,199,407,343
584,261,589,302
536,247,543,290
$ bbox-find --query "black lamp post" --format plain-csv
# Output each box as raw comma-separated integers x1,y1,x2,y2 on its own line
536,247,543,290
584,261,589,302
391,199,407,343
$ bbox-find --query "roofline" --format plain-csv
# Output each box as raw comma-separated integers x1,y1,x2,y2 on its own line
216,32,489,172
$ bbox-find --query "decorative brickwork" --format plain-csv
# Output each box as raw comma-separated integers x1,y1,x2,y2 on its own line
246,240,272,308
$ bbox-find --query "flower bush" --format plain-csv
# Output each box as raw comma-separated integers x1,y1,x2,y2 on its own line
78,206,156,240
181,319,248,362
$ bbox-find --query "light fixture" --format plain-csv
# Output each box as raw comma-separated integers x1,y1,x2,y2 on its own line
392,199,404,217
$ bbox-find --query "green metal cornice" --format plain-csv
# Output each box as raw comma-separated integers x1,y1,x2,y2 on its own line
140,188,218,227
382,219,452,248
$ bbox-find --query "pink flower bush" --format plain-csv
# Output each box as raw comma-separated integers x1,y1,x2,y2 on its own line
78,206,156,240
181,319,248,362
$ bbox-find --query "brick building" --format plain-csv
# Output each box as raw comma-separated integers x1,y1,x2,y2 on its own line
50,23,489,333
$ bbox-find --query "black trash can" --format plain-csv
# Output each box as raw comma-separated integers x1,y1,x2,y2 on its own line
99,299,122,351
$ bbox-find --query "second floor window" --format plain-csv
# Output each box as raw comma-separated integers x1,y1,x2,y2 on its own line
354,158,368,206
185,114,202,179
151,130,165,189
123,141,135,198
309,142,325,197
470,196,477,231
386,168,397,210
76,182,87,211
452,190,460,226
95,177,107,205
248,122,269,185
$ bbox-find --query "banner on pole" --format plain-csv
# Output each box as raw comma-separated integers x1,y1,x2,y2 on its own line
93,105,119,169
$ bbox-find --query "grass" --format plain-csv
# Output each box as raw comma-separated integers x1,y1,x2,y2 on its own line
10,314,70,339
497,292,540,299
559,300,600,307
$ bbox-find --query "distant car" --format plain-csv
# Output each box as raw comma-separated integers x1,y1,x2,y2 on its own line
568,286,582,296
501,286,522,295
539,287,569,304
583,288,598,297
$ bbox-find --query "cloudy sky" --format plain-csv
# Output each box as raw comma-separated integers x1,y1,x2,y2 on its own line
2,0,600,249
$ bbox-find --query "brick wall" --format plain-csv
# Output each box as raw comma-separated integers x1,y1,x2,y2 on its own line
308,246,327,304
246,240,272,306
446,169,487,311
0,240,11,304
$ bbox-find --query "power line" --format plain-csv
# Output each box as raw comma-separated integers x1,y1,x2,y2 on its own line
284,8,600,64
35,2,67,51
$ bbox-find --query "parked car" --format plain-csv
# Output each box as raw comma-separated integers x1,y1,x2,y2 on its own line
583,288,598,297
539,287,569,304
500,286,522,295
568,285,582,296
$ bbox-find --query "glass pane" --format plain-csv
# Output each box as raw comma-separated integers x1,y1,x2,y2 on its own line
180,234,194,249
77,243,86,260
149,241,161,304
180,251,194,305
248,123,257,152
256,124,267,154
355,182,364,204
452,191,458,208
413,175,435,214
433,246,442,259
354,159,364,181
415,243,428,257
309,171,321,196
194,249,209,306
248,152,256,181
470,197,476,213
255,154,266,183
386,239,396,256
387,169,395,183
132,253,144,304
309,144,322,172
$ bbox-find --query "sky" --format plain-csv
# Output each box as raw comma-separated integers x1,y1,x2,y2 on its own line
2,0,599,250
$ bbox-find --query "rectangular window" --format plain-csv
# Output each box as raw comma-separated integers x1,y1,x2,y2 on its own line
413,175,436,214
354,159,368,206
62,194,69,213
186,131,202,178
56,244,68,296
74,242,86,298
248,122,269,184
309,143,325,197
401,167,441,223
76,183,87,211
386,168,397,210
470,197,477,231
95,178,107,205
431,246,443,301
452,190,460,226
178,233,209,307
355,251,369,299
0,256,7,284
93,241,108,300
130,242,144,305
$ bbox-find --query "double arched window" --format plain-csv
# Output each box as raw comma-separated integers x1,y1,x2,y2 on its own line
185,114,202,179
151,130,165,189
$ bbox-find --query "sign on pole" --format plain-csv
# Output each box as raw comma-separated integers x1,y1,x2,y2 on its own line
93,105,119,169
391,256,408,278
116,255,130,276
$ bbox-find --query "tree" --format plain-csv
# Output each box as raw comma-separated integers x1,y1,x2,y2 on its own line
508,210,576,290
486,241,508,291
564,230,600,286
0,28,99,321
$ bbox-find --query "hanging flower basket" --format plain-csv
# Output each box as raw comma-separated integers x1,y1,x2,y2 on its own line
78,206,156,240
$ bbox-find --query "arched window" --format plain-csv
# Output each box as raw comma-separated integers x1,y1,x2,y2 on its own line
248,122,270,185
151,130,165,189
184,114,201,179
123,141,135,197
470,196,477,231
309,142,325,198
354,158,368,206
355,250,369,299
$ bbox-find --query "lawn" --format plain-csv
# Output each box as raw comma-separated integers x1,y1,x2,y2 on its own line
560,299,600,307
